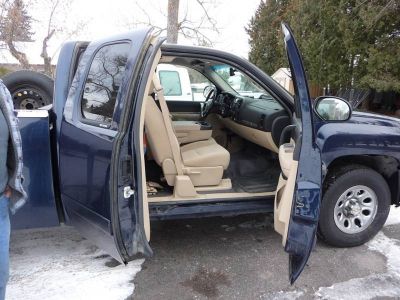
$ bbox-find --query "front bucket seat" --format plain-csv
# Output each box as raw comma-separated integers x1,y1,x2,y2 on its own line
144,76,230,187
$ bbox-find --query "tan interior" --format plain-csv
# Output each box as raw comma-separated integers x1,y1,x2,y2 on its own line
279,143,295,178
173,121,212,144
138,45,163,241
274,143,298,246
138,54,297,243
220,116,279,153
144,78,231,190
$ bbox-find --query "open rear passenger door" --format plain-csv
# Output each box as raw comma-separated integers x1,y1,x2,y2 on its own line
274,23,322,284
59,28,163,264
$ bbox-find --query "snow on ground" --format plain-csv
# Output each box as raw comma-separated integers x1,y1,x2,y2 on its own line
261,206,400,300
385,205,400,226
315,232,400,299
7,226,144,300
7,207,400,300
260,289,305,300
315,206,400,300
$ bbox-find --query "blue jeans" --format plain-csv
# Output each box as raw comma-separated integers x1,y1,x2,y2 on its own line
0,195,10,300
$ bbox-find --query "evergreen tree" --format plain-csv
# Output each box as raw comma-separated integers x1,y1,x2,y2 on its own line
247,0,400,92
357,0,400,92
246,0,289,76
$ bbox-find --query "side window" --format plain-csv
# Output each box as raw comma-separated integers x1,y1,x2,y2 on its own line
159,70,182,96
81,43,130,125
157,64,213,101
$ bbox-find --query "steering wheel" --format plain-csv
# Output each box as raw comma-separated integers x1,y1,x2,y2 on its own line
201,86,217,118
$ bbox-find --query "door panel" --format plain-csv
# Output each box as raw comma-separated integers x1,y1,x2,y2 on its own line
274,143,297,245
275,23,322,284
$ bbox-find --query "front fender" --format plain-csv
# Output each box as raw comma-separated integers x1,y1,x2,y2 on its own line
316,121,400,167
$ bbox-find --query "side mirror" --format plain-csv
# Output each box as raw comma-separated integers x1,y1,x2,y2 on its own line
314,96,352,121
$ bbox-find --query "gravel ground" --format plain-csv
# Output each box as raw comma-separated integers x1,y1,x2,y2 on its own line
8,208,400,300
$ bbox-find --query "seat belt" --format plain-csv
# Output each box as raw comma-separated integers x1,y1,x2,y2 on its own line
152,73,184,175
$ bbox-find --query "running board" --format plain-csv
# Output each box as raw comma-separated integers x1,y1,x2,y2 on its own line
149,197,274,220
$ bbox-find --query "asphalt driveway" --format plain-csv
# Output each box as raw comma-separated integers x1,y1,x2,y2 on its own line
7,208,400,300
132,209,400,299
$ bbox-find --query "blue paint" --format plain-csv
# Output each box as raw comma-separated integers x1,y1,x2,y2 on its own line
11,113,59,229
316,111,400,167
59,28,154,263
281,23,322,284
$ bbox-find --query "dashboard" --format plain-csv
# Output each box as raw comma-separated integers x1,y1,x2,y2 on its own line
214,92,291,148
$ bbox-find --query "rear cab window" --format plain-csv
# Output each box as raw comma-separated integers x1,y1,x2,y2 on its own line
81,43,130,128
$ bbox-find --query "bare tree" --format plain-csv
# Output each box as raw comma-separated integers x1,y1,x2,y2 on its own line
0,0,84,72
40,0,86,76
167,0,179,43
40,0,59,75
0,0,34,68
130,0,219,46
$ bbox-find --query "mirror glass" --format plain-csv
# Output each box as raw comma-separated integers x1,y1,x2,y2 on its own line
315,97,351,121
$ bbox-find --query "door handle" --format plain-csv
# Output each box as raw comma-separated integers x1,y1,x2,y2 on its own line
123,186,135,199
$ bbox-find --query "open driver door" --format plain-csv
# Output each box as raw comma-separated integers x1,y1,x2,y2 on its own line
274,23,322,284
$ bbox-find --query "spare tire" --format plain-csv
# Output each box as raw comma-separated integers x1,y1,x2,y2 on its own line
2,70,54,109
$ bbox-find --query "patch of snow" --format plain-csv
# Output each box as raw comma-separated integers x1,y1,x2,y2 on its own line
315,232,400,299
385,206,400,226
7,226,144,300
260,289,305,300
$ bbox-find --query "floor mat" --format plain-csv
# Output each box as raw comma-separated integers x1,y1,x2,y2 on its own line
233,172,279,193
226,143,280,193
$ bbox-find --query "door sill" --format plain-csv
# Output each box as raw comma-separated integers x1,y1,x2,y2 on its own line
149,196,275,220
147,190,275,203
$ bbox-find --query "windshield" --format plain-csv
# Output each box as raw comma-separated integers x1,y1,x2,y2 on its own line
210,64,267,98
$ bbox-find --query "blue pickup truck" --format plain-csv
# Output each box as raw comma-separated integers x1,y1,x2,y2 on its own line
2,24,397,283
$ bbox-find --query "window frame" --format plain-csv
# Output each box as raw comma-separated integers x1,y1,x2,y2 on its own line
79,41,131,130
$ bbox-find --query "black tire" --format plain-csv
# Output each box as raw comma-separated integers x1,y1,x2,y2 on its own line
2,70,54,109
318,166,391,247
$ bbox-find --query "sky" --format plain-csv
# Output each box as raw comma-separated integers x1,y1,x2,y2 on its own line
0,0,262,65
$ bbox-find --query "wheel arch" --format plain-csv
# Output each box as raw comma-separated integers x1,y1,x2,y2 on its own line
325,155,400,205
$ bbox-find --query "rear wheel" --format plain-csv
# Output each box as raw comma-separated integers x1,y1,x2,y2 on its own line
318,166,391,247
2,70,54,109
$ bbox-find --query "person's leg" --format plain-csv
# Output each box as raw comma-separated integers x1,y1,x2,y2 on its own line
0,195,10,300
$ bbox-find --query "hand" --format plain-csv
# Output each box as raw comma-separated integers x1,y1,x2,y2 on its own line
4,186,11,198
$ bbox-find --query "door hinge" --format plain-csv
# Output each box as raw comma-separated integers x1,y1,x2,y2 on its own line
123,186,135,199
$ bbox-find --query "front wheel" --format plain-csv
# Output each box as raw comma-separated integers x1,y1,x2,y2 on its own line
318,166,391,247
